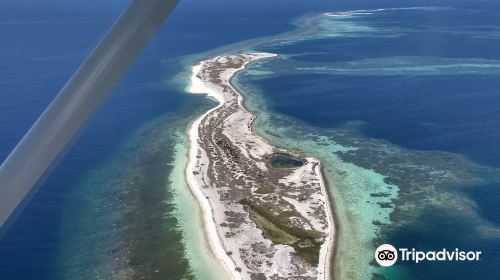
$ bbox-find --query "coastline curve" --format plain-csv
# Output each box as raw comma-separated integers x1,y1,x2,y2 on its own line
186,53,335,279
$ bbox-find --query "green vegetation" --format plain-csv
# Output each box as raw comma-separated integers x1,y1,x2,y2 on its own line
293,241,321,267
254,185,274,194
241,199,323,266
248,208,298,245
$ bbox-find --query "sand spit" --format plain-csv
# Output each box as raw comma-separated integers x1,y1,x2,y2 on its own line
186,53,334,279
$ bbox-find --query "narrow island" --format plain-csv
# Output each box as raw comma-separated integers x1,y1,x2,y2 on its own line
186,53,335,279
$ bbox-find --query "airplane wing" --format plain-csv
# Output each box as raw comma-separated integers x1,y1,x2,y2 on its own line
0,0,180,229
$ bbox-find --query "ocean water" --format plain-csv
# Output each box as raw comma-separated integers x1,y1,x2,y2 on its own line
2,1,500,280
233,3,500,279
0,0,334,279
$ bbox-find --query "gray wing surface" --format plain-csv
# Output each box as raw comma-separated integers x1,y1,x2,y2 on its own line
0,0,180,228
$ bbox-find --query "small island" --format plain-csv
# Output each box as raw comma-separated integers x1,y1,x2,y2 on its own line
186,53,335,279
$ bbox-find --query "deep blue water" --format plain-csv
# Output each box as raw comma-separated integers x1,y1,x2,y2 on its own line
0,0,336,279
256,4,500,168
251,74,500,167
247,3,500,279
2,0,500,279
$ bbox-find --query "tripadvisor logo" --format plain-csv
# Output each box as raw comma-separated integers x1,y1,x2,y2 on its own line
375,244,398,267
375,244,482,267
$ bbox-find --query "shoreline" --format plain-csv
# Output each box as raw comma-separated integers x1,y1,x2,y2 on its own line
185,53,335,279
316,164,336,280
185,64,240,279
319,166,340,280
227,61,336,280
233,72,341,280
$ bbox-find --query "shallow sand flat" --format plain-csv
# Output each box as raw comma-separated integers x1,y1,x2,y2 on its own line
186,53,334,279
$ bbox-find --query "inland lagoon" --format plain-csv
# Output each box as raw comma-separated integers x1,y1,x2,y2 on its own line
267,153,304,169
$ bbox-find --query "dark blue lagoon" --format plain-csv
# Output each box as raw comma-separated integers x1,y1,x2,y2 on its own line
268,153,304,168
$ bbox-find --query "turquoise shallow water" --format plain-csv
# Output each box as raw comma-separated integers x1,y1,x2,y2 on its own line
234,72,400,279
2,1,500,279
233,6,500,279
0,0,335,279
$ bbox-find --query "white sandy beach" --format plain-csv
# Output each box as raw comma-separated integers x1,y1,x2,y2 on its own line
185,62,242,280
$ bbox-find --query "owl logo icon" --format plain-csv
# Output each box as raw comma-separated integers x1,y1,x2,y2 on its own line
375,244,398,267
